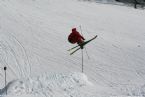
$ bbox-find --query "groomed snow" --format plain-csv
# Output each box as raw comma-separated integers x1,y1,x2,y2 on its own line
0,0,145,97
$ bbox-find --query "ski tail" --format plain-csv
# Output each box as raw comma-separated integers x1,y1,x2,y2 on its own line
70,47,81,55
67,45,79,51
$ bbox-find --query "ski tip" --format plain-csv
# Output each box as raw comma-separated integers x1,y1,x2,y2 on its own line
70,53,74,55
94,35,98,38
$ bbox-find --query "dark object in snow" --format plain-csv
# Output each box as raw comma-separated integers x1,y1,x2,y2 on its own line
4,66,7,95
4,67,7,70
115,0,145,9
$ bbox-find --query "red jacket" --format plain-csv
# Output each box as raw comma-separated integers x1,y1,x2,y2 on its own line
68,28,85,44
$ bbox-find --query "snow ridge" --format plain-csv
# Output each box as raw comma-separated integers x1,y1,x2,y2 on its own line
0,72,94,97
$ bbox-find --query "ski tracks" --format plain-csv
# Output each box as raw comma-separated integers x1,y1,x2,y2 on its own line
0,33,31,80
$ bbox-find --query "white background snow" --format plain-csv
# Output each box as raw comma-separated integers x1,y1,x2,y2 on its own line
0,0,145,97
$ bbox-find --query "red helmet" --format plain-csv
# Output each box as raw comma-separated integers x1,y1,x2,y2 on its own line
72,28,76,32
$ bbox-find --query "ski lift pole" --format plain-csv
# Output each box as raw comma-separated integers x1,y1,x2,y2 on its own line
79,26,90,59
4,66,7,95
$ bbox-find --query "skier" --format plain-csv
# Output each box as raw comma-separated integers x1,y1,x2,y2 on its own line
68,28,85,49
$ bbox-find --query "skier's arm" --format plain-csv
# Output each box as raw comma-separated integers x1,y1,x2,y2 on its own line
81,36,85,40
76,31,85,40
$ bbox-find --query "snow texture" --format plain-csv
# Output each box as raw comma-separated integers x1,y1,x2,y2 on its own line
0,0,145,97
0,72,96,97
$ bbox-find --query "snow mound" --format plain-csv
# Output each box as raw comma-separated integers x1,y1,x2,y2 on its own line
1,72,95,97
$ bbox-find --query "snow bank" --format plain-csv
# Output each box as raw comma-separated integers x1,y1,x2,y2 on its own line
0,0,145,96
0,72,95,97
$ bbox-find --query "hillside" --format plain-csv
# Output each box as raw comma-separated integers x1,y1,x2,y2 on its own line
0,0,145,97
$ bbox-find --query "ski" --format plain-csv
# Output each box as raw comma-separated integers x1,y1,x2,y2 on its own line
70,47,81,55
80,35,97,47
69,35,97,55
67,45,79,51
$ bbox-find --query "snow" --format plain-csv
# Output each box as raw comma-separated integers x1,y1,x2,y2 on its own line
0,0,145,97
1,72,97,97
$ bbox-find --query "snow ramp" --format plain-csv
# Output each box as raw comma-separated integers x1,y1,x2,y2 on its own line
0,72,98,97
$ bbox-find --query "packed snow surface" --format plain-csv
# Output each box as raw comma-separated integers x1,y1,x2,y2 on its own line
0,72,97,97
0,0,145,97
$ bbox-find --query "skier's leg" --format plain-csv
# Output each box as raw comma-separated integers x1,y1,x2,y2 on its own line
78,42,84,49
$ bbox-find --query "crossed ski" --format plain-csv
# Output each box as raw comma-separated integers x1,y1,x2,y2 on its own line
68,35,97,55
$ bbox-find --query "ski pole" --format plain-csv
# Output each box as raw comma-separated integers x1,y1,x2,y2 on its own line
4,66,7,95
79,25,90,59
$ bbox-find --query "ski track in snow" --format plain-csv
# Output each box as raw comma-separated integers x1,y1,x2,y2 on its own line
0,0,145,97
0,33,31,84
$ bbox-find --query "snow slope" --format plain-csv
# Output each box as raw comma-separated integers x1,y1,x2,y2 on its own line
1,73,97,97
0,0,145,97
